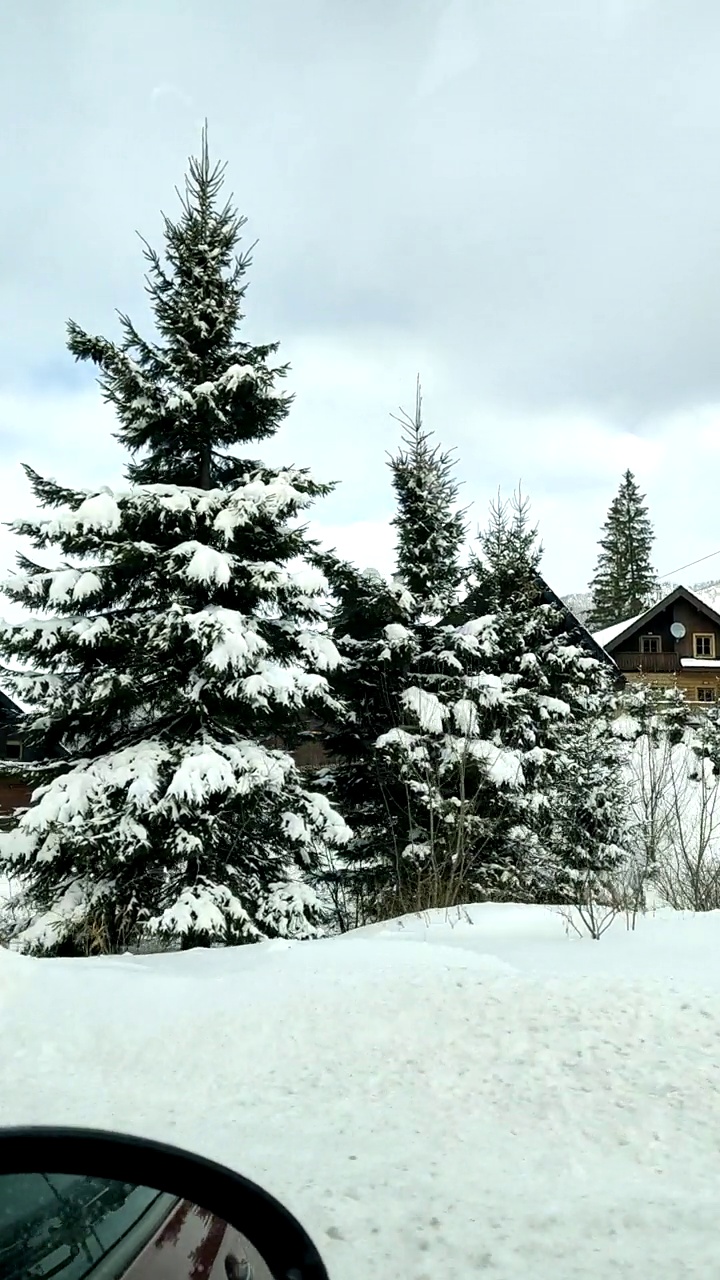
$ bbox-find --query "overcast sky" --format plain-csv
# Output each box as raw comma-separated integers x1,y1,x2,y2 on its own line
2,0,720,596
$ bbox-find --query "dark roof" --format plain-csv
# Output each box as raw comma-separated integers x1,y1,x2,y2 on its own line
0,689,23,719
600,585,720,652
538,575,619,673
0,687,67,762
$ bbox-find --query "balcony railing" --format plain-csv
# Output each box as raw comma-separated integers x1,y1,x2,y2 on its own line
615,651,680,674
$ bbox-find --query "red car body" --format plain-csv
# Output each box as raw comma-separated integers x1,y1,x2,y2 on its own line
123,1194,271,1280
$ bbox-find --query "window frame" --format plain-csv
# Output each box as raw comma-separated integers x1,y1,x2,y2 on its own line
693,633,716,659
640,634,662,654
697,686,716,703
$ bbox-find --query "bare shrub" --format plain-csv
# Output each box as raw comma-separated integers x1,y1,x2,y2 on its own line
623,714,720,913
653,751,720,911
557,873,621,940
0,874,27,949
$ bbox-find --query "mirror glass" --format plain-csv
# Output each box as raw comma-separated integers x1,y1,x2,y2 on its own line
0,1172,272,1280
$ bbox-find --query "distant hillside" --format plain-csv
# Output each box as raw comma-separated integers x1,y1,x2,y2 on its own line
563,579,720,630
561,591,594,627
694,578,720,611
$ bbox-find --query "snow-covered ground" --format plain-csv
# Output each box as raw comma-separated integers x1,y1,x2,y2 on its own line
2,904,720,1279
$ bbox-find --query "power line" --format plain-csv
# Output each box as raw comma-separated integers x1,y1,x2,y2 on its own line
659,546,720,581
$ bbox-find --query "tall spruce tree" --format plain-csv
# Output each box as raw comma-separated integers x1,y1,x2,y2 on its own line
450,490,628,901
321,385,468,923
588,470,657,629
552,702,629,912
318,562,418,928
0,130,351,956
389,378,467,618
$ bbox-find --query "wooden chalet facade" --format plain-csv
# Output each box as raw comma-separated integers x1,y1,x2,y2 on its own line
594,585,720,704
0,689,40,825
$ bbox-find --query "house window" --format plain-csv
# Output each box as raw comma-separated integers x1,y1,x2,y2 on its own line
640,635,661,654
694,634,715,658
4,740,22,760
697,687,716,703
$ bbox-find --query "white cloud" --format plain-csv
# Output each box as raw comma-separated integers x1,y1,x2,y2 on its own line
2,365,720,600
306,518,396,579
150,84,193,109
4,2,720,601
416,0,481,99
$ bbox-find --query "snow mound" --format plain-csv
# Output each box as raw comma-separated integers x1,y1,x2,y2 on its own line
2,905,720,1280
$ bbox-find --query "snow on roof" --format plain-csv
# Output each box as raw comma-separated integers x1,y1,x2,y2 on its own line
593,584,720,651
680,658,720,670
592,613,644,648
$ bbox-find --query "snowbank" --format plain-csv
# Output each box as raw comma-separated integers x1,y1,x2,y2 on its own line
1,904,720,1279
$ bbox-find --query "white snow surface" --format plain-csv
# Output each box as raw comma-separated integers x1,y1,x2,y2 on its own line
401,686,447,734
468,739,524,786
171,541,234,586
48,491,122,536
2,905,720,1279
383,622,411,646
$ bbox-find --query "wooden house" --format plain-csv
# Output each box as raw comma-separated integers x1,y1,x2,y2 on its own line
594,585,720,704
0,689,41,825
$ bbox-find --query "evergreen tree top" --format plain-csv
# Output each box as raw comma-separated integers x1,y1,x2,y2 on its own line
460,488,543,618
67,124,292,491
588,468,657,629
480,488,542,580
388,378,468,617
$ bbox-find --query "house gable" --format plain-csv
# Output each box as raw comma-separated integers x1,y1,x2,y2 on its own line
597,585,720,701
0,689,39,825
603,587,720,660
0,690,26,761
0,687,61,764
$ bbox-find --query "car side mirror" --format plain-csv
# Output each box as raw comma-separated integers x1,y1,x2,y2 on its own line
0,1126,329,1280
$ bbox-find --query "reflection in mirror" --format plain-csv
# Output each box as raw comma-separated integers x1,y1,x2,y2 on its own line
0,1172,272,1280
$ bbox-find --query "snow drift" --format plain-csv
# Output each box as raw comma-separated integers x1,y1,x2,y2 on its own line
1,904,720,1280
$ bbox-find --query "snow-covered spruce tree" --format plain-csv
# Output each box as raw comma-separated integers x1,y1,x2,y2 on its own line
588,470,658,629
320,384,469,923
0,130,351,955
371,610,528,912
389,378,467,617
551,699,629,918
317,560,418,928
442,489,629,902
461,487,539,617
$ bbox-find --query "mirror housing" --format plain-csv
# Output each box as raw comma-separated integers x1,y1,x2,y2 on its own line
0,1126,328,1280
